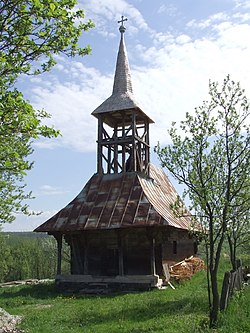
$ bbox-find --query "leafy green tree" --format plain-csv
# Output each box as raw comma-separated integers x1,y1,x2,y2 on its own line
0,0,94,224
0,0,94,83
156,75,250,327
3,235,55,281
0,88,59,223
0,234,13,282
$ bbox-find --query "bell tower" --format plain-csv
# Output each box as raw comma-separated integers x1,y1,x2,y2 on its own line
92,17,154,175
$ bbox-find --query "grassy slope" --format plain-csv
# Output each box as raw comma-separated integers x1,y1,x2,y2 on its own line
0,271,249,333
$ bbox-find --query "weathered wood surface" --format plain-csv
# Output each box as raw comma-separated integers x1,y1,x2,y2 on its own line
220,262,244,311
55,274,162,293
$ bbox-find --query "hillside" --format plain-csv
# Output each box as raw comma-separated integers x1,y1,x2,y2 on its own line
0,273,249,333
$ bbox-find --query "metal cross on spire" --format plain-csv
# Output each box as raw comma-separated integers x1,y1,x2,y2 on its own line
118,15,128,33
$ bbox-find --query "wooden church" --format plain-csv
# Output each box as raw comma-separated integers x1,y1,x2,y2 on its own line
35,18,196,292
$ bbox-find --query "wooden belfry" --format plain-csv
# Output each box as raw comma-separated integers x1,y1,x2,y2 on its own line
92,17,153,175
34,17,196,292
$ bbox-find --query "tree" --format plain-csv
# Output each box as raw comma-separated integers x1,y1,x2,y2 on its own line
155,75,250,327
0,233,13,282
0,0,94,83
0,234,70,282
227,200,250,270
0,0,94,224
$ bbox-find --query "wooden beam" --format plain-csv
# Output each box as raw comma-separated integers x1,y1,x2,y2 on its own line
97,118,103,174
150,236,156,276
83,235,89,275
118,231,124,276
55,234,62,275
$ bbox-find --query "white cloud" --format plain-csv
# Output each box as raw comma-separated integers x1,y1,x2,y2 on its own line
186,12,230,30
22,0,250,152
176,34,191,44
131,22,250,146
29,61,113,152
235,0,250,9
233,12,250,21
38,185,69,196
2,210,58,232
157,4,167,14
214,22,250,49
157,4,177,16
80,0,152,37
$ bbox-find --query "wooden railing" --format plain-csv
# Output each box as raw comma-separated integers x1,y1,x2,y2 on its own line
220,260,243,311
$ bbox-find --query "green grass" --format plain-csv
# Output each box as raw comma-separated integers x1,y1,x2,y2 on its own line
217,286,250,333
0,272,249,333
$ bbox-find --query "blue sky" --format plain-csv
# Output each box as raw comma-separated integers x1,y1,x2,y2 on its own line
3,0,250,231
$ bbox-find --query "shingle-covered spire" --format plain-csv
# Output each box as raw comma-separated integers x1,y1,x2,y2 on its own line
91,17,153,124
112,19,133,95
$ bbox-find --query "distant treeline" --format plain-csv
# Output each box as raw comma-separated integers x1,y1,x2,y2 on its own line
0,232,70,283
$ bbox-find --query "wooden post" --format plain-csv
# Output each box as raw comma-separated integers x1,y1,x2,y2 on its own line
236,259,241,269
235,259,243,286
71,236,84,274
132,113,136,171
145,122,150,174
118,231,124,275
97,117,103,174
122,116,126,172
83,235,89,275
114,125,118,172
150,236,156,276
108,146,111,173
56,234,62,276
229,271,236,297
220,271,231,311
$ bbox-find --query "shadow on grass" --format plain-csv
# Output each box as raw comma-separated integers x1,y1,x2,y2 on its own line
0,283,134,300
0,283,58,300
26,294,208,333
0,282,208,331
78,297,206,326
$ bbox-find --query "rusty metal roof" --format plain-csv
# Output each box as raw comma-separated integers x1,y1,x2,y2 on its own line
91,27,154,125
34,164,192,233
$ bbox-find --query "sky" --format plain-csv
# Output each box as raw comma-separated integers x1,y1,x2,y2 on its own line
3,0,250,232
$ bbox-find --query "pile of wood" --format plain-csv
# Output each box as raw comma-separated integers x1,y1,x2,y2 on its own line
0,279,53,289
169,256,205,282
